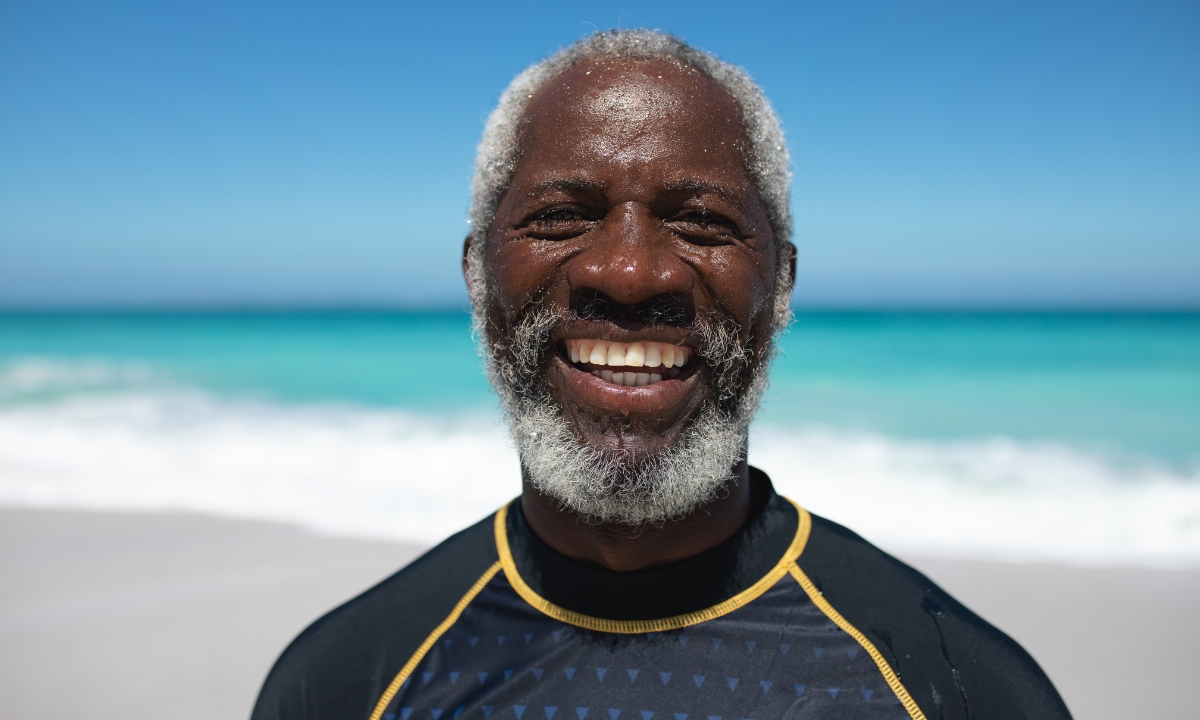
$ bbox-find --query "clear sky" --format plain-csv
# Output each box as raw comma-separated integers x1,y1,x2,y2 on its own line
1,0,1197,308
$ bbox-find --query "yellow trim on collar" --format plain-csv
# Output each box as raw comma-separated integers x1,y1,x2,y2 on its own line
789,563,928,720
494,497,812,634
368,561,502,720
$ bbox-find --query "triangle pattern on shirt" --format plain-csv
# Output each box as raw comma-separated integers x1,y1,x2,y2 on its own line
381,549,911,720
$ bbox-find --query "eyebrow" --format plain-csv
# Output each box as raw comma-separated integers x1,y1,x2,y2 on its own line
519,177,748,211
661,179,747,212
521,178,605,201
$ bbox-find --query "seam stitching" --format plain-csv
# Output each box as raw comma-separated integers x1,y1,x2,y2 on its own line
789,562,929,720
494,497,812,634
368,561,503,720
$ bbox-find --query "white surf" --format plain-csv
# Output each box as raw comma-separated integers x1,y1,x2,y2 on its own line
1,383,1196,567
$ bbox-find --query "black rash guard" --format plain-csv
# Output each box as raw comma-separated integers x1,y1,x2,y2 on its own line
252,469,1071,720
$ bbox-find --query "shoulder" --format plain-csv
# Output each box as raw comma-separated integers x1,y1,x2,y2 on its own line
251,511,501,720
797,509,1072,720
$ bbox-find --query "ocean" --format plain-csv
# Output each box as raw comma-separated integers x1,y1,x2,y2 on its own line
1,310,1197,566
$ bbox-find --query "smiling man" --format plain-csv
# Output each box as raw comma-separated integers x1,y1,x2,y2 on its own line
252,31,1070,720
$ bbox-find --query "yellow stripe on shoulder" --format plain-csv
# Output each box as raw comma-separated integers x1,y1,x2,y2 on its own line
788,562,928,720
368,560,502,720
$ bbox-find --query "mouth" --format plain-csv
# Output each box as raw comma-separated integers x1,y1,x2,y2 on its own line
562,338,693,387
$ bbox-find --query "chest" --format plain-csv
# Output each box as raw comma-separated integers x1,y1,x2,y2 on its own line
383,577,909,720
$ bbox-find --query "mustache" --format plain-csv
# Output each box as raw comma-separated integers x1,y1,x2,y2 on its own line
490,292,754,409
571,289,693,327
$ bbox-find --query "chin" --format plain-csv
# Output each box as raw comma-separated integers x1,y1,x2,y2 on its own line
509,394,748,526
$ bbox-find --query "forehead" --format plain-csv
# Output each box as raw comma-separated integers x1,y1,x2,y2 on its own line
515,58,753,189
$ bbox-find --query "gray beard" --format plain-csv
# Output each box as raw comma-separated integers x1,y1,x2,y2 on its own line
478,303,776,526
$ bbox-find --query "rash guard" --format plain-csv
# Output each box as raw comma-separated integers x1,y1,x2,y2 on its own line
251,469,1071,720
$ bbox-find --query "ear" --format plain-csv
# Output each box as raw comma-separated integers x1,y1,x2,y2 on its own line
784,240,797,287
462,234,479,304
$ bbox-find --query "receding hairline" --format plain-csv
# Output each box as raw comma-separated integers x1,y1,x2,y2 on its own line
517,56,752,150
530,54,741,96
500,58,761,221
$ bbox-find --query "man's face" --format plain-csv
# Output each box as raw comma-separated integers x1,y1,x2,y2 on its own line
475,58,784,521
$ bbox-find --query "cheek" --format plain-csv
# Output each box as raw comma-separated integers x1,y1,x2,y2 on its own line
701,246,776,320
486,239,570,315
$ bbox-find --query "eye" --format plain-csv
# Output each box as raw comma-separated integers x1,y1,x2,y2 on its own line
537,208,583,222
525,206,595,239
668,209,739,244
679,210,726,226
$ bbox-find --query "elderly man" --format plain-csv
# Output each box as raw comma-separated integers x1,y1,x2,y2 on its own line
253,31,1070,720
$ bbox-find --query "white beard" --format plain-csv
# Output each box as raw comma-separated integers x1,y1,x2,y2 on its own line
507,385,760,526
479,305,775,526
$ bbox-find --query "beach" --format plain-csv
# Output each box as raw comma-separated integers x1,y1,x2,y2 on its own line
0,508,422,720
2,311,1197,718
5,2,1198,715
2,507,1196,720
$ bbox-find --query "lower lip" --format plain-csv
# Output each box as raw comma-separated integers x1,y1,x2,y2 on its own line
550,354,699,414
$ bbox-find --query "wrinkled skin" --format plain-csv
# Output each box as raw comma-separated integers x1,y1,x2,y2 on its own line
464,58,794,571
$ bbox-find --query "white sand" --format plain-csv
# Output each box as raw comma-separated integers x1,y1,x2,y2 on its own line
0,509,421,720
1,509,1195,719
900,557,1199,719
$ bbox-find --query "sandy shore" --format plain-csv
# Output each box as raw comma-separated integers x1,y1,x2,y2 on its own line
901,556,1199,719
2,509,1196,719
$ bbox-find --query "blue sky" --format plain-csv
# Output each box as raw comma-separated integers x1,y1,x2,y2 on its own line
1,0,1197,308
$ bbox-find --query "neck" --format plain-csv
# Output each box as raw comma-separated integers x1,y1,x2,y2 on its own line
519,460,754,572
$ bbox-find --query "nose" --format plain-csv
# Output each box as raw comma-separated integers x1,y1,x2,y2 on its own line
566,202,693,306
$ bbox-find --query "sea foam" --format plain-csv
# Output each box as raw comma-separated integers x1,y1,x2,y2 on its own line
1,379,1197,567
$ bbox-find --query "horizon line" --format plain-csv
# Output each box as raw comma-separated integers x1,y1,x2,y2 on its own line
2,302,1199,315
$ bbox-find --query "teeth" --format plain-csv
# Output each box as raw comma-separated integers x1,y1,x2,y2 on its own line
589,340,608,365
564,339,693,387
564,339,690,370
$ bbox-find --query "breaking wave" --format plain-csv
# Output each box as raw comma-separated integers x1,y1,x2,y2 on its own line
1,359,1197,566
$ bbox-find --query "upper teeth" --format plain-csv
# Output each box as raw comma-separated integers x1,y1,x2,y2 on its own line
564,339,690,368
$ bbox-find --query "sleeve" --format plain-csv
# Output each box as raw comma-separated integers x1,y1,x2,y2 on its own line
251,512,502,720
798,515,1073,720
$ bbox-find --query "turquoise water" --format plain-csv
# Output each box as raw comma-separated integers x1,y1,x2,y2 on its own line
1,310,1196,466
762,312,1200,466
2,309,1198,562
0,311,489,407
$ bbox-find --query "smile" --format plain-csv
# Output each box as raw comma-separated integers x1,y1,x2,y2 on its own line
563,339,691,387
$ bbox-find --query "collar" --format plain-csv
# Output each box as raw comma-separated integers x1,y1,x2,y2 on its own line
495,467,810,633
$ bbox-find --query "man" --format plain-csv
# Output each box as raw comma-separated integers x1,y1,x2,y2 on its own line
253,30,1071,720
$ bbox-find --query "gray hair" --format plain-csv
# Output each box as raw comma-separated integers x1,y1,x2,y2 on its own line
466,29,793,309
